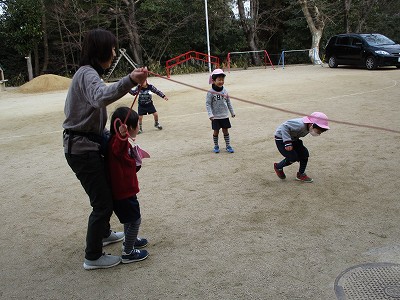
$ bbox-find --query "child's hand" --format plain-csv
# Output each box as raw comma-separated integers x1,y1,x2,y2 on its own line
119,124,128,137
285,146,293,151
232,114,236,118
164,96,169,101
130,67,148,85
209,117,214,121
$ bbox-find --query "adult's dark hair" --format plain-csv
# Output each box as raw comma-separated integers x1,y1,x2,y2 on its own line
110,107,139,135
80,29,117,70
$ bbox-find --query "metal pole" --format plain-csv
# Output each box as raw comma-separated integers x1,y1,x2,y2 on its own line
204,0,212,73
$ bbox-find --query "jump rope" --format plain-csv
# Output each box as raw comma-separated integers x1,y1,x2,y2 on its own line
114,85,142,141
114,69,400,141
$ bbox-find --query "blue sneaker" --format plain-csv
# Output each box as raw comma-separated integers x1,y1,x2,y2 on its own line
213,145,220,153
122,237,148,250
122,249,149,264
226,145,234,153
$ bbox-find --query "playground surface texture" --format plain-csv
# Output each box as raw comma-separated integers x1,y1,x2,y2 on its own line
0,65,399,299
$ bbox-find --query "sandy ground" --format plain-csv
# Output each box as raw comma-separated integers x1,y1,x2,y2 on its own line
0,65,399,300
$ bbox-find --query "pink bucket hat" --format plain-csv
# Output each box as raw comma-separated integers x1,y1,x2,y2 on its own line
302,112,330,129
209,68,226,84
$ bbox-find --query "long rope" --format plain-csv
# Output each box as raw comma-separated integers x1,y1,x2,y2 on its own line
147,70,400,134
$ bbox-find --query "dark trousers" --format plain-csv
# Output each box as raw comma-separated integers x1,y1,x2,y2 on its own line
275,139,309,173
65,152,113,260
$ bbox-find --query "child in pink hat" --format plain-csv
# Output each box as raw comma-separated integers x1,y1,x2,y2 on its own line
273,112,330,182
206,69,236,153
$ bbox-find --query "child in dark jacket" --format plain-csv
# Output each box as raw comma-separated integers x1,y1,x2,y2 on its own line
129,80,168,133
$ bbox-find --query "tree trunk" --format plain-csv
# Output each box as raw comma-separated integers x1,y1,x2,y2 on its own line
26,53,34,81
119,0,143,65
354,0,379,32
298,0,324,65
237,0,261,65
56,13,68,75
40,0,49,74
34,45,39,76
343,0,351,33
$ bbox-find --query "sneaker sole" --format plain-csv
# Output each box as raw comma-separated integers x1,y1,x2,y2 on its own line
83,260,121,270
121,253,149,264
295,178,313,183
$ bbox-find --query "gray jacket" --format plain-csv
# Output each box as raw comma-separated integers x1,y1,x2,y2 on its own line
274,118,309,143
63,65,135,154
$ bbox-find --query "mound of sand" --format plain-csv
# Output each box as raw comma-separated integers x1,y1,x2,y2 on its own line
18,74,71,93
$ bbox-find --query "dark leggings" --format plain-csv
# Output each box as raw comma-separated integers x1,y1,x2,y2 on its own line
275,139,309,174
65,152,113,260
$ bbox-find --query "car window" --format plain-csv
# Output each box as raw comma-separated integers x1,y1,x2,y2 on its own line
351,38,362,46
362,34,395,46
336,37,351,46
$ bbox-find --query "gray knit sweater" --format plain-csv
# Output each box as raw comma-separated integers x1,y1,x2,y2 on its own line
205,87,235,119
62,65,136,154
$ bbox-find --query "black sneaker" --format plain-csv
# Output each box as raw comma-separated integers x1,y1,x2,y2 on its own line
121,249,149,264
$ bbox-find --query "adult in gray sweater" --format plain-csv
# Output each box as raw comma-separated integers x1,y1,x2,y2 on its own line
62,29,148,270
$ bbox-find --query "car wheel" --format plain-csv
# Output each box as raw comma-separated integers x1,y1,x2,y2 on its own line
328,56,338,68
365,56,377,70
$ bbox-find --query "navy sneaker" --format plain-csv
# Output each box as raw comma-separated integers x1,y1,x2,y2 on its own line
226,145,234,153
213,145,220,153
122,237,148,250
134,237,148,249
122,249,149,264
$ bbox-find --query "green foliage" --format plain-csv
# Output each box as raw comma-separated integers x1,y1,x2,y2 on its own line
1,0,43,55
1,0,400,86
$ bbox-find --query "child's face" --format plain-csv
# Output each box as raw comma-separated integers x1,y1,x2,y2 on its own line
128,120,140,137
213,76,225,87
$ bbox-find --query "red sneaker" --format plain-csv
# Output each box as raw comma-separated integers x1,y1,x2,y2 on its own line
296,172,313,183
274,163,286,179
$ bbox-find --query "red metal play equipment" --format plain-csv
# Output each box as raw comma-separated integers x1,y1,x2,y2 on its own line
166,51,220,78
226,50,275,72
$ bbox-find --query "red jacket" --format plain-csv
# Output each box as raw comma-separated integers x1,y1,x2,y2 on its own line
107,135,139,200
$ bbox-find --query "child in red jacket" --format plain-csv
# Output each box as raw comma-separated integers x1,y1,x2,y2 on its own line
108,106,150,264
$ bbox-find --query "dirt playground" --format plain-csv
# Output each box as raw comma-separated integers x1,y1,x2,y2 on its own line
0,65,399,299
